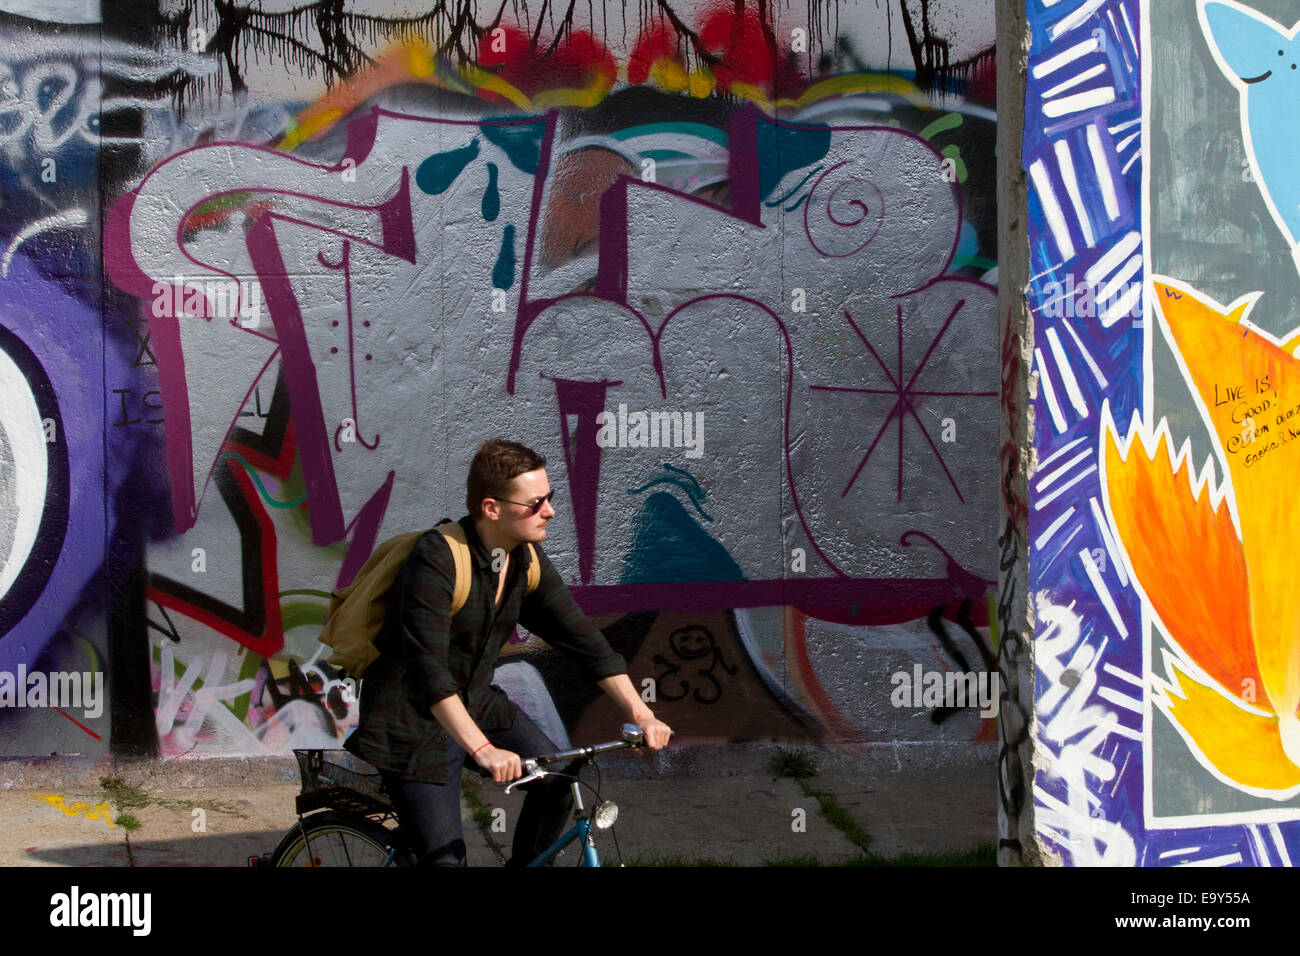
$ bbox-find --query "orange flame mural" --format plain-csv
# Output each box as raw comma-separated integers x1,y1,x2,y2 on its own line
1101,276,1300,797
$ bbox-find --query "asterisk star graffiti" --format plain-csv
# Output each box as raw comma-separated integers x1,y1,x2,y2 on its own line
810,304,995,503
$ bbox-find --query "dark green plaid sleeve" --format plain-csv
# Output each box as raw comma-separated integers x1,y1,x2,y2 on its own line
518,544,627,680
396,534,461,711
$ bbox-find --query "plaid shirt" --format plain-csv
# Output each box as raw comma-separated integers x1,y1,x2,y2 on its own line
343,515,627,783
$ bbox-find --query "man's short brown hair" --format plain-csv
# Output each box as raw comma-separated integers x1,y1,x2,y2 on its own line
466,438,547,519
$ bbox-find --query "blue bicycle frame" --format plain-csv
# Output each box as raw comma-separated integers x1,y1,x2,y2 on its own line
526,781,600,867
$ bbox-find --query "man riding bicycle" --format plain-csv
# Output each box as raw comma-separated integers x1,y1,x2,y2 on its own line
344,438,672,866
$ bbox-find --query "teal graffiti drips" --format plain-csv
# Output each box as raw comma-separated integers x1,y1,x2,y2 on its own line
756,116,831,201
492,224,516,289
620,491,745,585
627,463,712,521
620,465,743,584
765,165,824,208
416,138,480,195
481,120,544,174
482,162,500,222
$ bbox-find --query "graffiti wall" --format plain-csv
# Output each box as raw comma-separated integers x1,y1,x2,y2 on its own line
1024,0,1300,864
0,0,998,762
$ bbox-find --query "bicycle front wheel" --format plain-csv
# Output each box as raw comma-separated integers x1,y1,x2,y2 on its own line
270,813,406,867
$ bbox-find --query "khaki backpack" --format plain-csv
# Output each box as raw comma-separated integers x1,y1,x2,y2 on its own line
318,521,540,679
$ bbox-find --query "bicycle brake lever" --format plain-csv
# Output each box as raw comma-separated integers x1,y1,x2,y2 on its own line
504,759,544,794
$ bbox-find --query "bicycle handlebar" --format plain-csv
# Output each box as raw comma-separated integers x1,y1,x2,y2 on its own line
532,722,645,765
503,723,645,793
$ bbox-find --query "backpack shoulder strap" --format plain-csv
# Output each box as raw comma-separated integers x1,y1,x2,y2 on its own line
435,522,472,617
435,523,540,612
524,543,541,594
318,529,425,679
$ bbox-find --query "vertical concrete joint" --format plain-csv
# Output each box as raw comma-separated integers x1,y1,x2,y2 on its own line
995,0,1039,867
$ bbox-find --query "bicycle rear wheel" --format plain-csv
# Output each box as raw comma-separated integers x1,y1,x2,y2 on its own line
271,813,407,867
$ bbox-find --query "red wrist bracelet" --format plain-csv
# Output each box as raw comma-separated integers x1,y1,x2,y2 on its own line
471,742,490,757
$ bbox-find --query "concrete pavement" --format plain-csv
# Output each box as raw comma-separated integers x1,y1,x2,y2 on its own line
0,743,997,867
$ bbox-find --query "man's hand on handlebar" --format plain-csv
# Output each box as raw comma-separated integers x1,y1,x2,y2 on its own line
639,717,672,750
472,744,522,783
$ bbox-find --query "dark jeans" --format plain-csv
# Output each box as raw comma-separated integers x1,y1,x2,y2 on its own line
379,711,573,867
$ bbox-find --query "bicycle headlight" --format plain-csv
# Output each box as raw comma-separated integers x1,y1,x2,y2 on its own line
593,800,619,829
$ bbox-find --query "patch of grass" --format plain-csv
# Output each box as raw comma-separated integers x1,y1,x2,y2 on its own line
761,846,996,867
99,776,152,854
633,846,998,867
761,854,824,866
767,749,990,866
460,775,506,863
856,844,998,867
804,786,872,855
768,748,819,779
623,853,735,867
100,777,149,810
768,750,875,857
153,795,248,819
99,774,248,822
460,776,495,832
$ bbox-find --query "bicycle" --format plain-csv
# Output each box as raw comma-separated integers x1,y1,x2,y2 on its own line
253,723,647,867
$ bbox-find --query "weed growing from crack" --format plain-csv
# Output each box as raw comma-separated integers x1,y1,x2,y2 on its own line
768,748,819,779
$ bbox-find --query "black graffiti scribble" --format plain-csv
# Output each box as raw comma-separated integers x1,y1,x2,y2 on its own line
123,317,156,367
148,455,270,638
146,602,182,644
652,625,737,705
925,598,996,725
896,0,993,97
256,658,349,724
898,0,947,88
996,510,1029,861
143,370,290,657
158,0,512,103
148,0,852,111
236,385,272,420
257,658,317,708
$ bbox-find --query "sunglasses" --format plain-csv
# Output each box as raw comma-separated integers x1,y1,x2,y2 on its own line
492,490,555,515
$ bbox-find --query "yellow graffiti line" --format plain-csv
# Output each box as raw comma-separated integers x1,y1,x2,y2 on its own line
796,73,932,109
273,49,937,155
718,82,803,110
727,82,776,109
458,66,534,111
406,45,436,79
82,803,116,824
36,794,116,827
687,67,715,99
533,75,616,109
277,109,344,151
650,58,688,93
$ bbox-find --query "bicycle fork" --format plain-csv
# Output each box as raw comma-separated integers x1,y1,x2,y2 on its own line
527,780,599,867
